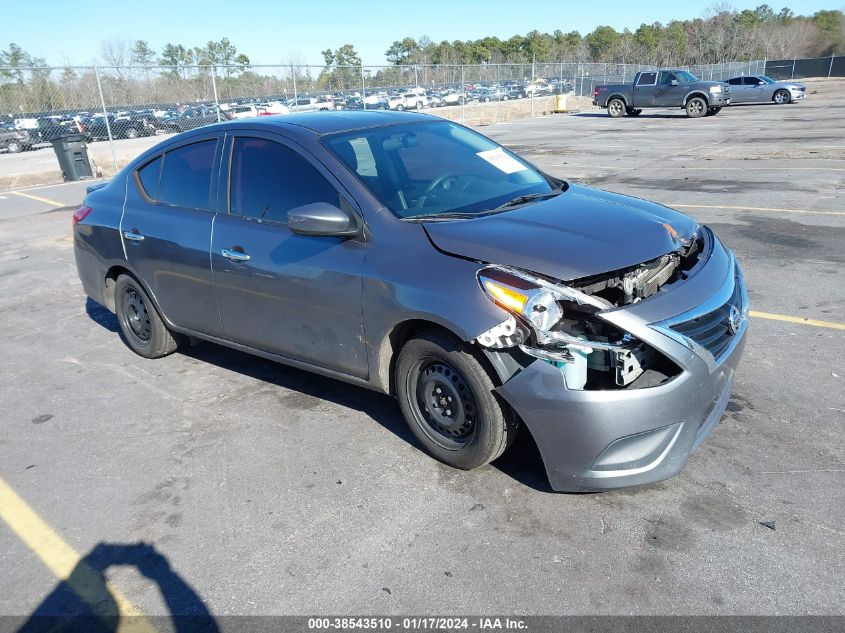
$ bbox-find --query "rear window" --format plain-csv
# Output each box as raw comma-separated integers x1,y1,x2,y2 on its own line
137,156,162,199
158,139,216,210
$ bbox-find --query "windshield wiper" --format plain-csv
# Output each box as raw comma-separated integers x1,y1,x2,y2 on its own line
404,212,482,222
493,190,562,211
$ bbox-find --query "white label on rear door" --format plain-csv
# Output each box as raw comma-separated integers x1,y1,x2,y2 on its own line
476,147,528,174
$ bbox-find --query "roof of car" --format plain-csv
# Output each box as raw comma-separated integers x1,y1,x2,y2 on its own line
236,110,434,135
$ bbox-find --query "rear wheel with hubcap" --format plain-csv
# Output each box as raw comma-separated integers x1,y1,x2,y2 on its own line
607,98,625,118
685,97,707,118
395,332,517,470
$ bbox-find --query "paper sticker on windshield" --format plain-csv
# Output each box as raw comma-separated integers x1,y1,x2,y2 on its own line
476,147,528,174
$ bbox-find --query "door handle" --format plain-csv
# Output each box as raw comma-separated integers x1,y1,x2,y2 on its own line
222,248,251,262
124,229,144,242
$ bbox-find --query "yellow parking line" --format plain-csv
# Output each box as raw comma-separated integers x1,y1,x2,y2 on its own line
0,476,155,632
750,310,845,330
670,203,845,217
9,190,65,207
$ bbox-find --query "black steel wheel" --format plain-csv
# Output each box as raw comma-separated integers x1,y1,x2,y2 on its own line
396,331,518,470
114,274,180,359
410,359,478,450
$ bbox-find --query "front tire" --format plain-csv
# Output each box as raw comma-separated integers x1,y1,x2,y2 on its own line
774,89,791,104
114,274,180,359
685,97,707,118
5,140,22,153
395,332,517,470
607,98,625,118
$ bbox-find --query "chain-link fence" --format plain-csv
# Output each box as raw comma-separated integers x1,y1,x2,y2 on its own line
0,58,811,188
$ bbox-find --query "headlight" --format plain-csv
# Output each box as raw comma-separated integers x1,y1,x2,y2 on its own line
476,266,631,353
709,85,722,93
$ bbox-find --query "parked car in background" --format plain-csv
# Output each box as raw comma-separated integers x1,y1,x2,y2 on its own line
594,69,731,118
0,127,32,153
525,80,553,97
73,111,747,493
506,85,527,99
400,90,429,110
441,89,467,106
153,106,230,133
257,101,291,116
725,75,806,104
477,87,509,102
285,97,336,113
227,104,260,119
83,113,156,141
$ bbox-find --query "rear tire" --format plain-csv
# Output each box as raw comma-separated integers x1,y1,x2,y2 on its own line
114,274,180,359
126,127,139,139
685,97,707,118
774,89,791,104
607,98,625,118
395,331,518,470
5,140,22,153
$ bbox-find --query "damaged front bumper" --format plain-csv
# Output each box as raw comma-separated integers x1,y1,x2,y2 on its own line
491,231,748,492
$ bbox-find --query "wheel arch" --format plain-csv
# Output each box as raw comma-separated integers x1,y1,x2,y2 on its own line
606,93,628,106
683,91,709,106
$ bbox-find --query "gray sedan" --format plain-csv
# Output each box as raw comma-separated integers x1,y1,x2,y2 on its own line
73,111,748,492
725,75,806,104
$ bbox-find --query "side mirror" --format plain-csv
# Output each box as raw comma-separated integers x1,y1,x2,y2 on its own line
670,79,679,86
287,202,359,237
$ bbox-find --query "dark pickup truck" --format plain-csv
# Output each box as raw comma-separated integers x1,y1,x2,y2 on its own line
594,69,732,118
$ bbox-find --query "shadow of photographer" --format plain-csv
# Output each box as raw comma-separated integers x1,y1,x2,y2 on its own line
17,541,218,633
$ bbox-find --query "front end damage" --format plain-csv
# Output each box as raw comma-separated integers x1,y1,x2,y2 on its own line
474,226,748,491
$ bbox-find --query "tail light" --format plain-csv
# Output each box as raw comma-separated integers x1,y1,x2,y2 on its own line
72,206,92,225
594,87,599,99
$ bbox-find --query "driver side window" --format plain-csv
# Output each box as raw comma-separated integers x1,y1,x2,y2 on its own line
228,137,340,225
658,71,677,85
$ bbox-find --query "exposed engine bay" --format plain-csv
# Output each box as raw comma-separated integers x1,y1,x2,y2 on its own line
476,231,703,390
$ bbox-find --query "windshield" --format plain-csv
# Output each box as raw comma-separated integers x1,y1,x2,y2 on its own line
759,76,777,84
323,121,553,219
676,71,699,83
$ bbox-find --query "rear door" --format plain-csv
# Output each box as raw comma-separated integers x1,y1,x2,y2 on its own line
210,132,368,378
633,72,658,107
121,134,225,336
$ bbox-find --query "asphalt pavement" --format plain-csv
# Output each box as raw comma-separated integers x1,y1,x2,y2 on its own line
0,81,842,622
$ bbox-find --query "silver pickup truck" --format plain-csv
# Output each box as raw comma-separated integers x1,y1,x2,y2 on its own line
594,69,732,118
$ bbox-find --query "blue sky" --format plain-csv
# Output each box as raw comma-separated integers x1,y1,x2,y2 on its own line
5,0,841,66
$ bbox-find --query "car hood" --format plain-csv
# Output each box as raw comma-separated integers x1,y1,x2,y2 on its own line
423,184,698,281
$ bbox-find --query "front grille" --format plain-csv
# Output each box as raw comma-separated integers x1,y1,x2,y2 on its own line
670,280,743,360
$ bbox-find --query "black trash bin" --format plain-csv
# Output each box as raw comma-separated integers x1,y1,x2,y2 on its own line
50,133,94,181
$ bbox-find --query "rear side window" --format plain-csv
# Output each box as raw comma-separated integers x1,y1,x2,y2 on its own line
637,72,657,85
137,156,161,199
158,139,216,210
229,137,339,224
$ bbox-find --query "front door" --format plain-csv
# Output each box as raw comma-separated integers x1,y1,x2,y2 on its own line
210,133,368,378
654,71,683,106
121,135,224,337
